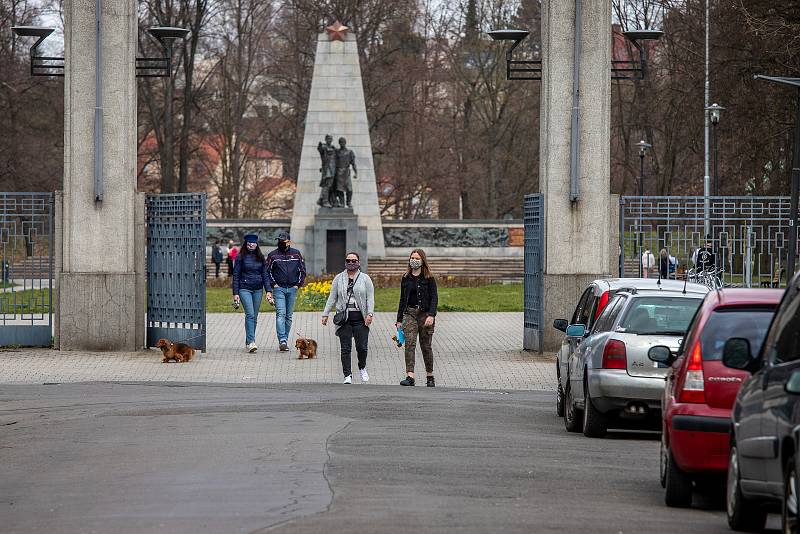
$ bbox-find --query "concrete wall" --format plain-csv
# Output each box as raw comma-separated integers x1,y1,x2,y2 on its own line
59,0,140,350
540,0,613,352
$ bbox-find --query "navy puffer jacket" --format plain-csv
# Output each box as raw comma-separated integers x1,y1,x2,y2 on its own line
232,251,270,294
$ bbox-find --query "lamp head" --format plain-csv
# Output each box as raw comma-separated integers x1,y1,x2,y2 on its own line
12,26,56,39
705,103,725,124
636,140,652,156
147,26,190,44
623,29,664,46
487,29,530,42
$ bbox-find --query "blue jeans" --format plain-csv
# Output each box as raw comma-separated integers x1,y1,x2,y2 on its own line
239,288,263,345
273,286,298,343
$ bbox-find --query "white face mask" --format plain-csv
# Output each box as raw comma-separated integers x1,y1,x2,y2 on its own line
409,258,422,269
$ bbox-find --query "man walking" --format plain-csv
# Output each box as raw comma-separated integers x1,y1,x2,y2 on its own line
266,232,307,352
211,241,223,278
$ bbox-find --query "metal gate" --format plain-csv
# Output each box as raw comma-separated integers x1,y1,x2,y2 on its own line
620,196,799,287
524,193,544,352
0,193,54,346
146,193,206,351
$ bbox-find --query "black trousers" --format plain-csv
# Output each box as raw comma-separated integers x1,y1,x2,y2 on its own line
214,261,221,278
337,319,369,377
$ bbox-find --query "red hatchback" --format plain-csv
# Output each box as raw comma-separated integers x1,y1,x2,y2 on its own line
647,288,783,508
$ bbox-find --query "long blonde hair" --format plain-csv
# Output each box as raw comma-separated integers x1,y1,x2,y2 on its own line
405,248,432,279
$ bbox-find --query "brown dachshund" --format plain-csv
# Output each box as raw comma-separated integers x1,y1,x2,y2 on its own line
156,338,195,363
295,338,318,359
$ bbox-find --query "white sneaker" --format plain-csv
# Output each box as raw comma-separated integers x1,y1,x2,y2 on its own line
343,375,352,384
248,342,257,353
359,369,369,383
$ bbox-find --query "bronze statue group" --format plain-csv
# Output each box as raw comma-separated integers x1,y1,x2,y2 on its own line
317,134,357,208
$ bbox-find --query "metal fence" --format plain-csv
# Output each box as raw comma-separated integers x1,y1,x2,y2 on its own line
0,192,54,346
146,193,207,351
524,194,544,352
620,196,799,288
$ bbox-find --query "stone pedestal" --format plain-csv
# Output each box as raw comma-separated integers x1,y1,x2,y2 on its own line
289,32,385,274
308,208,368,274
540,0,615,351
57,0,141,350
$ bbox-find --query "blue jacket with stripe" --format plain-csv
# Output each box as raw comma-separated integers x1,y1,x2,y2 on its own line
266,247,306,289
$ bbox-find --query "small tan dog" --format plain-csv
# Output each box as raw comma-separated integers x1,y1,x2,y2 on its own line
156,338,195,363
295,338,318,359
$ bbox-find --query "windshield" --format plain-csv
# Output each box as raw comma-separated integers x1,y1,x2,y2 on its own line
618,296,703,335
700,308,776,361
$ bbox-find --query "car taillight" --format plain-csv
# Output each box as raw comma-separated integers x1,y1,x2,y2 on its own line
602,339,627,369
679,341,706,403
595,291,609,319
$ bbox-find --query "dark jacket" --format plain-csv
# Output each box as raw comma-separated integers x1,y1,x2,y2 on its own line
232,251,270,294
396,274,438,323
212,245,223,263
266,247,306,289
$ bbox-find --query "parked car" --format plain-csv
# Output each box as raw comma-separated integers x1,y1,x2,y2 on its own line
563,288,705,437
723,273,800,532
648,289,781,508
553,278,709,416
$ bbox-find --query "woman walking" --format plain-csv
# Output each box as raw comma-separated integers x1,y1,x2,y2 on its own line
322,252,375,384
232,234,270,353
396,249,438,387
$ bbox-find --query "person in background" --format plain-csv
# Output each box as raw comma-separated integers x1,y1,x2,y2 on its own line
659,248,670,280
322,252,375,384
232,234,270,353
396,249,438,387
641,248,656,278
212,241,223,278
227,239,238,277
693,235,717,273
266,231,306,352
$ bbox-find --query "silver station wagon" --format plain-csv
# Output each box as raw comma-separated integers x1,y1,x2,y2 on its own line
563,289,705,438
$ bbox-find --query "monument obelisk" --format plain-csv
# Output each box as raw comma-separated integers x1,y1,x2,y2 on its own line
289,22,385,274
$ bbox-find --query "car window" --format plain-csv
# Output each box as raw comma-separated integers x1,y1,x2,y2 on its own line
593,295,625,333
578,292,597,327
571,287,593,325
770,290,800,364
617,296,703,335
700,308,776,361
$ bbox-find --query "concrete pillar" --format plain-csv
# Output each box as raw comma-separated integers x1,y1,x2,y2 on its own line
540,0,615,351
58,0,139,350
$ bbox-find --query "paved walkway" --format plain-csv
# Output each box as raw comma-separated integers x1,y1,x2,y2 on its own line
0,312,555,390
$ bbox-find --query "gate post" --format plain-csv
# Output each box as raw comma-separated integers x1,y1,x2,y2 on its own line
135,193,146,349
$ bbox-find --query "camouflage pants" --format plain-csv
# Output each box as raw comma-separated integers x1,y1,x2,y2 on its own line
402,308,434,374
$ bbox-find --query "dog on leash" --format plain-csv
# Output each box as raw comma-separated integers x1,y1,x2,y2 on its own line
156,338,195,363
295,338,318,359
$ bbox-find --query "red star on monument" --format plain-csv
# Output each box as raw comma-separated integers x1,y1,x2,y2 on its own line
326,20,349,42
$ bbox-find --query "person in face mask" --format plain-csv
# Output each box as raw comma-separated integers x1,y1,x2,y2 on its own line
396,248,438,387
265,231,306,352
232,234,270,353
322,252,375,384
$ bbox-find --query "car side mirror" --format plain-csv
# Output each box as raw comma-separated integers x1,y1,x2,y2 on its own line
786,370,800,395
553,319,568,332
566,324,586,339
648,345,675,366
722,338,755,372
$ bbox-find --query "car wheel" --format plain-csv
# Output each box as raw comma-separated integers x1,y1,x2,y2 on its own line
563,384,582,433
664,449,693,508
582,385,607,438
783,455,799,534
556,383,565,417
660,440,668,489
727,444,767,532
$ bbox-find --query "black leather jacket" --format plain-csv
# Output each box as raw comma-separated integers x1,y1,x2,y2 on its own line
396,274,438,323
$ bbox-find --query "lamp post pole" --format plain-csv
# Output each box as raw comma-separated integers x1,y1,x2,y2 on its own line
706,103,724,196
788,88,800,282
636,140,652,278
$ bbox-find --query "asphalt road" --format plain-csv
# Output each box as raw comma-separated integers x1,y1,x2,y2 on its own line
0,383,768,533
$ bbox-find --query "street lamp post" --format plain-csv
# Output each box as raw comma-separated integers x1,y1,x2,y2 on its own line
754,76,800,283
635,140,652,277
706,103,725,196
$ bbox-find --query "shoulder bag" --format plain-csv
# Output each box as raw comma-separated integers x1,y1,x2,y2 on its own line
333,273,360,326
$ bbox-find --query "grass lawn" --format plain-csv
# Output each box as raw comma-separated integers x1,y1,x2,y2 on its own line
206,284,523,313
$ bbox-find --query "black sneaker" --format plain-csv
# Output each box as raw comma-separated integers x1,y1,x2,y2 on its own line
426,377,435,387
400,376,415,387
279,341,289,352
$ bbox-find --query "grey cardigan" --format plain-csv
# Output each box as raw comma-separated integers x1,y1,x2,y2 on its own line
322,270,375,325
